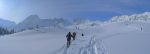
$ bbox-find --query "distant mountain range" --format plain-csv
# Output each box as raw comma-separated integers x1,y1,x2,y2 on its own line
0,18,16,30
14,15,71,31
109,12,150,22
0,12,150,31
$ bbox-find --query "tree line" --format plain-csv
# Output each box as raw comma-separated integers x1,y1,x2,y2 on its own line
0,27,15,35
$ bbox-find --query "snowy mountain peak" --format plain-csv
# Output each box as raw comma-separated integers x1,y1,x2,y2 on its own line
24,14,40,21
15,15,71,31
109,12,150,22
26,15,39,19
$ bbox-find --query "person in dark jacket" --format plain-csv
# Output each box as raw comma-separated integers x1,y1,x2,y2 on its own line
66,32,72,48
72,32,76,40
141,27,143,31
82,33,84,36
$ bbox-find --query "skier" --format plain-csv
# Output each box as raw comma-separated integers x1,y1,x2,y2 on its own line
141,27,143,31
66,32,72,48
72,32,76,40
82,33,84,36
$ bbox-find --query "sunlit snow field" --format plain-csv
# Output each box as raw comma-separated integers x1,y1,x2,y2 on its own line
0,21,149,54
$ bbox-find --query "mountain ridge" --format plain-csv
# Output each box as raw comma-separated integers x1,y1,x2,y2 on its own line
109,12,150,22
0,18,16,29
1,12,150,31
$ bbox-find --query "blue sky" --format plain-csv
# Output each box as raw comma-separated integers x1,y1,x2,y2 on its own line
0,0,150,23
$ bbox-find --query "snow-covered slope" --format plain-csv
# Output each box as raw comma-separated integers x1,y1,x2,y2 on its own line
0,21,150,54
0,27,68,54
1,12,150,54
109,12,150,22
102,22,150,54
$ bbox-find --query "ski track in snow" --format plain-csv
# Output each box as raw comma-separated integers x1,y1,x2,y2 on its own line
53,25,139,54
53,35,107,54
0,22,146,54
